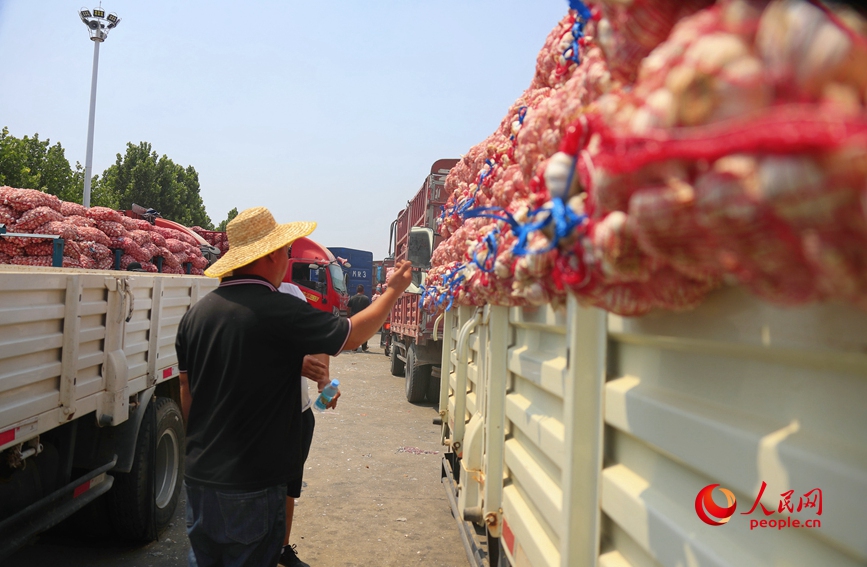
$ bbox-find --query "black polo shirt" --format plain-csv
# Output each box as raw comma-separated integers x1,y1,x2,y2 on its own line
176,275,350,490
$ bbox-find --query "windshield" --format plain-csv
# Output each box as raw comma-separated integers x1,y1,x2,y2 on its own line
329,264,347,294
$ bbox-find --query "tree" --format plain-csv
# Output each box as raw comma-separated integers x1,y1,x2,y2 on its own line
101,142,214,229
0,127,72,195
217,207,238,232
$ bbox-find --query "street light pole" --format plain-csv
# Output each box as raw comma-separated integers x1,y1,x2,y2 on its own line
79,7,121,208
83,40,100,209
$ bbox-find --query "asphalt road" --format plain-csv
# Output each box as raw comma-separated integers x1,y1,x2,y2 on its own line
6,335,469,567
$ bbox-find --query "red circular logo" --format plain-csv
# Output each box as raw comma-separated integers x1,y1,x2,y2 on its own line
695,484,737,526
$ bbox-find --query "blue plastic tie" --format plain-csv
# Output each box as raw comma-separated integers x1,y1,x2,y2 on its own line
472,228,500,273
562,1,591,66
568,0,592,20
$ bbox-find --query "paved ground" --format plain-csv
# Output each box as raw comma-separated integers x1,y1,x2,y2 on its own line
6,335,469,567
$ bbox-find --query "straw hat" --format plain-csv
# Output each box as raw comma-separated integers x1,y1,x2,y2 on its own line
204,207,316,278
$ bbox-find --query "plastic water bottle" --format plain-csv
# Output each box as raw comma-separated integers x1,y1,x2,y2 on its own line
314,379,340,411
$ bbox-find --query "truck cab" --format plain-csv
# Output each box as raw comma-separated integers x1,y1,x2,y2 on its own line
284,237,349,316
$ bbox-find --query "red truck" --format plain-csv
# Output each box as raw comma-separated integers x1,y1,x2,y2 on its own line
284,237,349,316
387,158,459,403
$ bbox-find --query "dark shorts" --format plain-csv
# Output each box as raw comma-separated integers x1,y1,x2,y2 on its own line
185,482,286,567
286,408,315,498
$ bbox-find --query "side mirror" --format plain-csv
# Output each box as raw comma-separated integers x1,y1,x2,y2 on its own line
408,227,434,270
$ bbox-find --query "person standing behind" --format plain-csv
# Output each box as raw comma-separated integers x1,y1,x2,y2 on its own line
347,284,372,352
276,281,330,567
176,207,412,567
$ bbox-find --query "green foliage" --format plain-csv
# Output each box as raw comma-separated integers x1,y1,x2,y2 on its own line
0,127,72,195
217,207,238,232
98,142,215,229
0,128,228,231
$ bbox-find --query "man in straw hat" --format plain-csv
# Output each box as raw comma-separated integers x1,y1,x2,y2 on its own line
176,207,412,567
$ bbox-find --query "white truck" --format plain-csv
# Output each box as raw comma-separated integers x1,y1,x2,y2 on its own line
0,265,217,560
438,286,867,567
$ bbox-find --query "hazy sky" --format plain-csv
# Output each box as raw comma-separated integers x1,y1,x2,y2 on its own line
0,0,568,258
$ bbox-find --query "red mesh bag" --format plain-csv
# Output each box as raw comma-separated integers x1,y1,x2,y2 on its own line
96,220,127,239
11,255,53,267
77,255,96,270
87,206,123,223
165,238,186,253
3,188,62,213
628,181,721,282
61,202,88,217
646,266,720,310
120,217,140,231
65,215,96,228
14,206,64,232
691,163,820,304
0,252,10,265
34,221,79,242
591,210,659,283
131,219,153,231
141,261,159,273
82,242,112,261
63,240,83,260
149,231,167,248
0,240,22,256
142,242,161,260
119,254,139,270
96,257,114,270
191,254,209,270
0,205,18,226
178,233,198,247
110,237,150,262
24,241,55,256
159,248,181,268
596,0,715,84
191,267,205,276
128,230,152,246
75,226,112,247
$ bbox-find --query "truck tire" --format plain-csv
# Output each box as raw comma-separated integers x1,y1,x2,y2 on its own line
390,341,405,377
426,372,441,404
405,344,431,403
108,396,184,541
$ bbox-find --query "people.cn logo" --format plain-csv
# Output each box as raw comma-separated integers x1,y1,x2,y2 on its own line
695,484,737,526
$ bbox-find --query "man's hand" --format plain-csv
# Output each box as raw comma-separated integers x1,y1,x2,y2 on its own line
387,260,413,293
324,388,341,410
302,355,328,384
344,260,414,351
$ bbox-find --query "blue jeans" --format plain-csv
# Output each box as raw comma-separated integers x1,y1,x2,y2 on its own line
185,482,286,567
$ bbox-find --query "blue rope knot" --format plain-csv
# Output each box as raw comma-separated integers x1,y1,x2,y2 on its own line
563,1,592,66
472,227,500,273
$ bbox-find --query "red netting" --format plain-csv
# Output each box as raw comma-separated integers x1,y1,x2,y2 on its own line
10,255,53,267
165,238,186,253
87,206,123,223
3,188,62,213
75,226,112,247
14,207,64,232
596,0,716,84
65,215,96,228
0,205,18,226
23,241,55,256
34,221,79,242
96,220,127,239
60,202,88,217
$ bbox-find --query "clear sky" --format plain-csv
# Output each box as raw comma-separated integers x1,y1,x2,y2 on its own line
0,0,568,259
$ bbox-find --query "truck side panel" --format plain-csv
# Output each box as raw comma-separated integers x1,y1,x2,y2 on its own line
442,287,867,566
0,267,218,452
